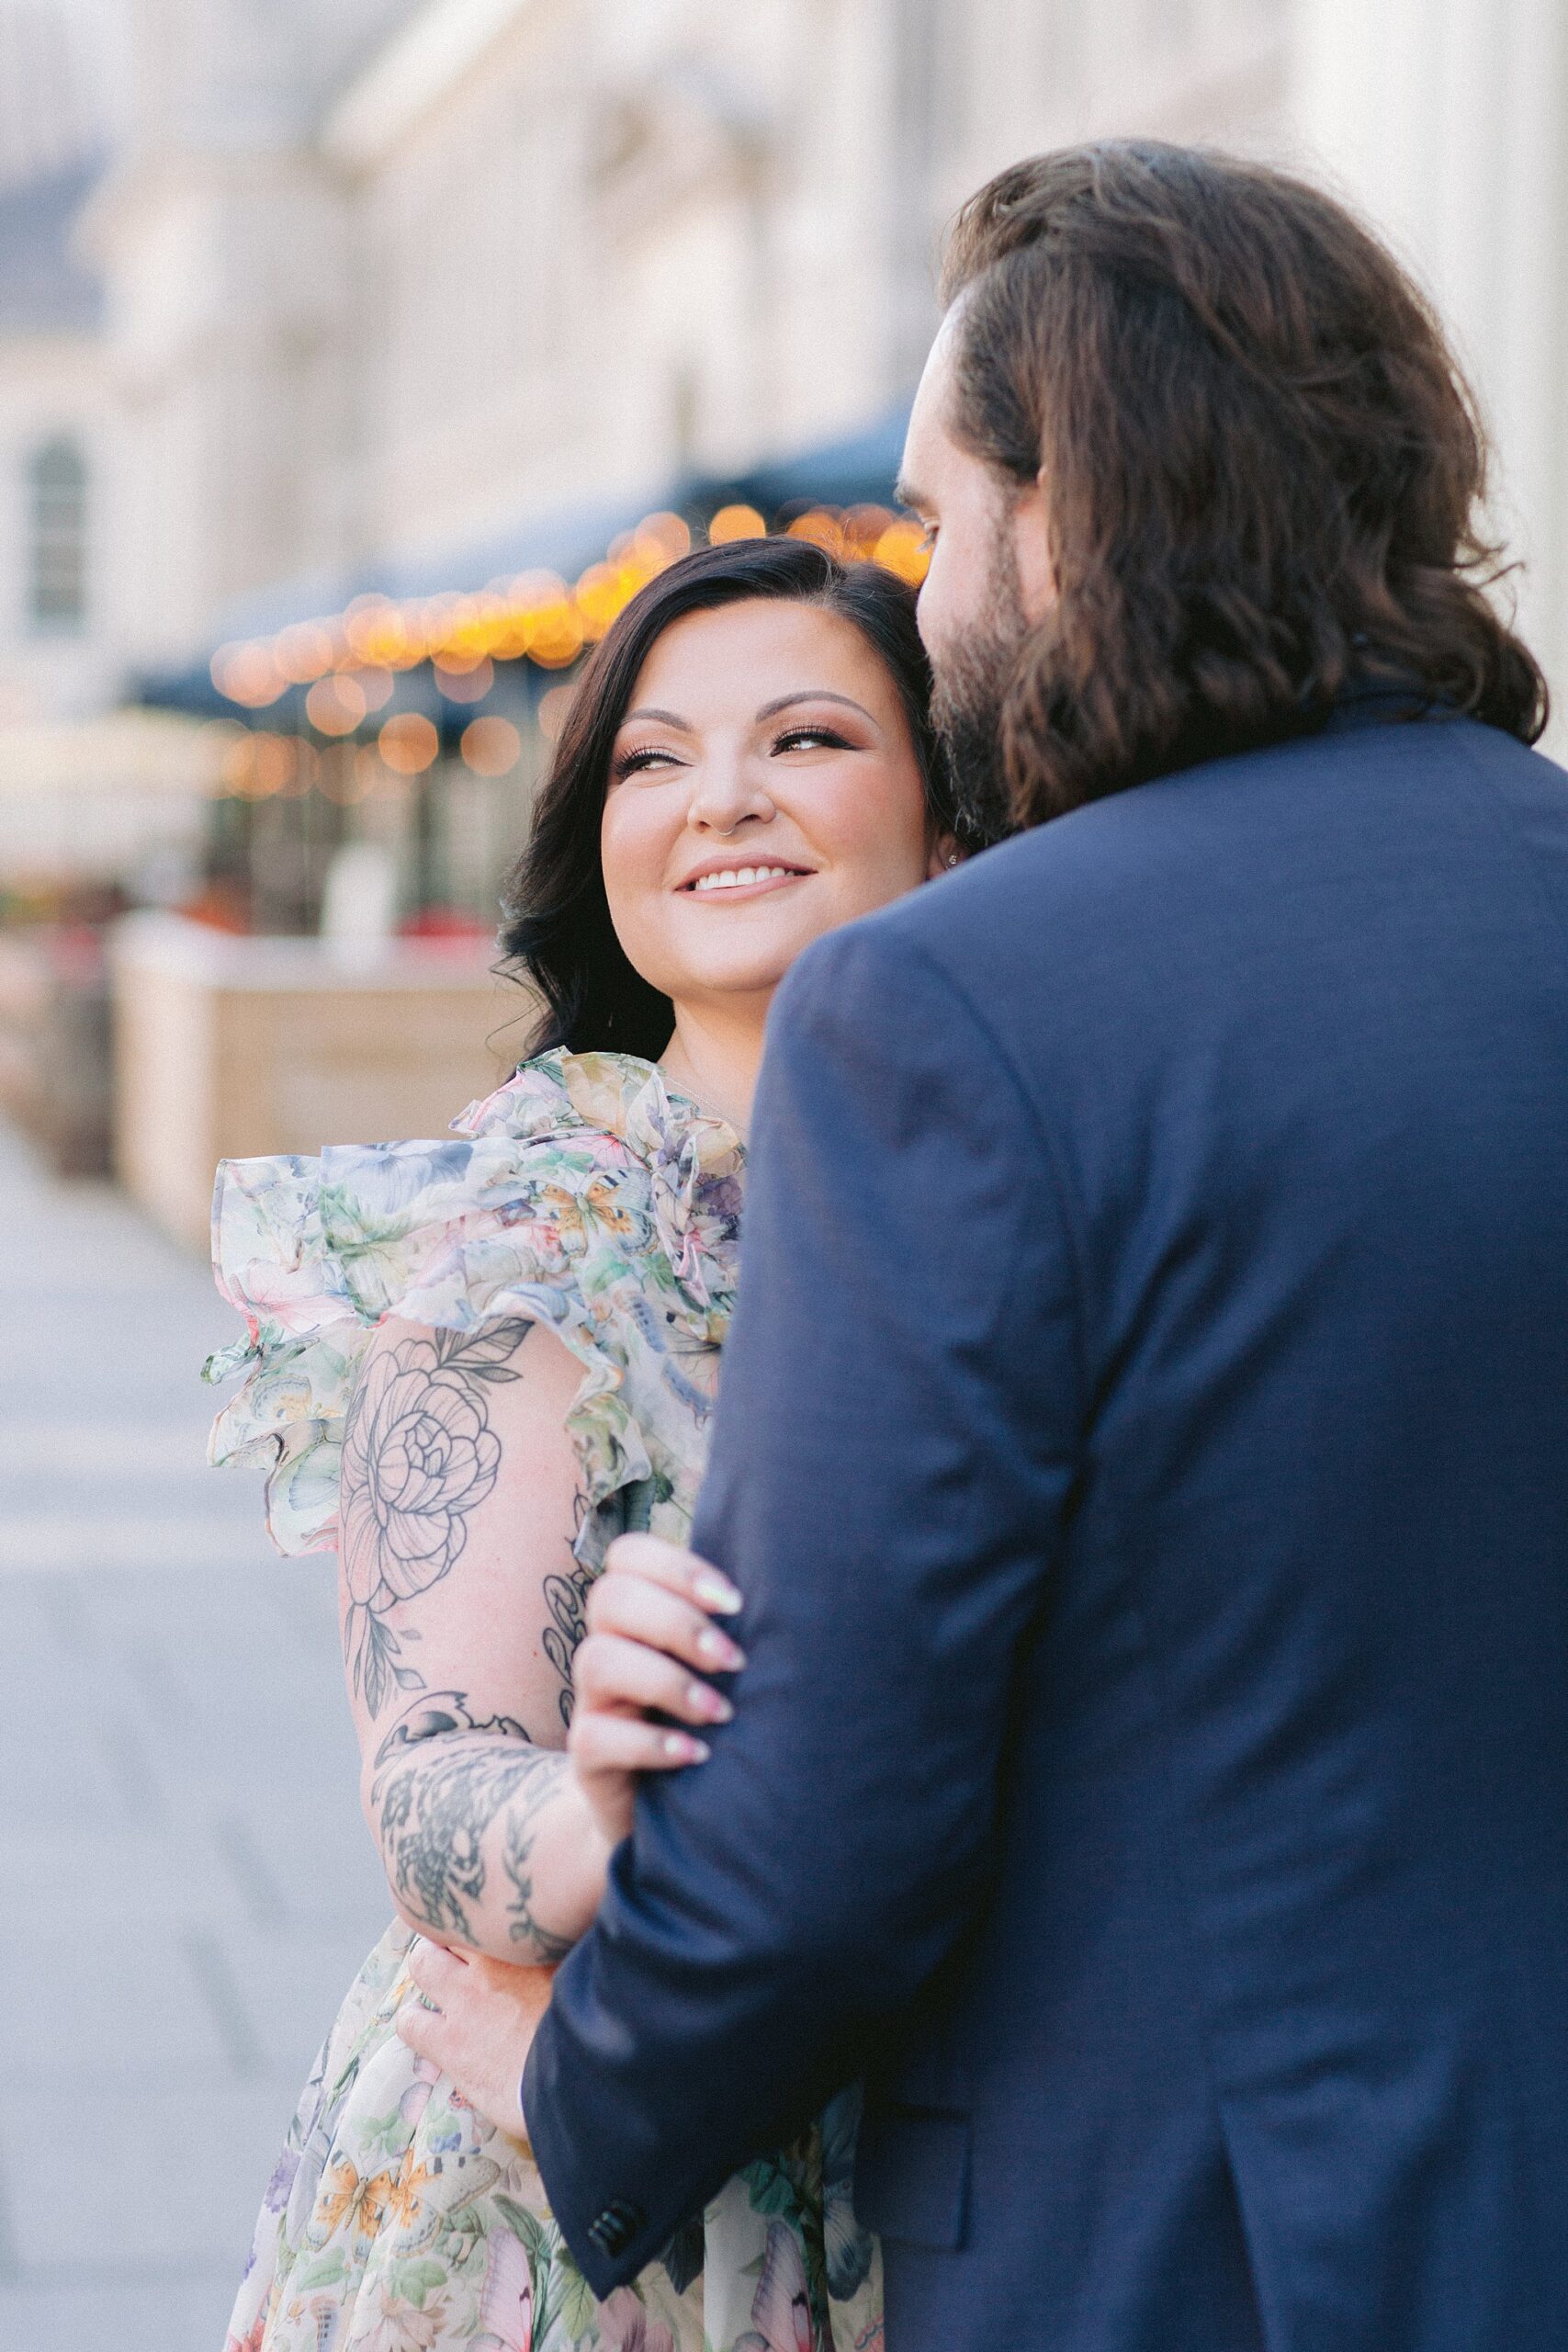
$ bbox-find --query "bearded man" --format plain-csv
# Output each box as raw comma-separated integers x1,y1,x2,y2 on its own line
407,144,1568,2352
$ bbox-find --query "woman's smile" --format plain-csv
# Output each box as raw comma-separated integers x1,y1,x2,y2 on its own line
675,855,817,902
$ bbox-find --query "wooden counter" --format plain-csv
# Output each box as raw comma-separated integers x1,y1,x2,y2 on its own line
109,911,527,1251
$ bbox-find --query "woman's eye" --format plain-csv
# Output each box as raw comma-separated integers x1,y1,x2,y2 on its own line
773,726,851,755
613,747,681,779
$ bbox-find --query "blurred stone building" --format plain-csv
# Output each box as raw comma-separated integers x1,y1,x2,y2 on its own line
0,0,121,724
1,0,1565,730
0,0,1560,1208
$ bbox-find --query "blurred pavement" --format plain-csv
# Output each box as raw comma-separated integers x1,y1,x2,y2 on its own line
0,1117,389,2349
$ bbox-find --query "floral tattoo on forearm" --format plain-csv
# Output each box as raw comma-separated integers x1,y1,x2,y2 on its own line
371,1690,575,1962
339,1318,532,1717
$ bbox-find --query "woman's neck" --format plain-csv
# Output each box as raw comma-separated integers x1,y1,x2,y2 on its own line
658,999,771,1136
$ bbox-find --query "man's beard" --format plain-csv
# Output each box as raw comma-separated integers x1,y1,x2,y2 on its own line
928,530,1031,848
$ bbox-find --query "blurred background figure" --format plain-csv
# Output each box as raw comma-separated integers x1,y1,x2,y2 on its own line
0,2,1562,2346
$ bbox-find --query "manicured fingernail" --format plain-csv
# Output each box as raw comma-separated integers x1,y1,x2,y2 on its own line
689,1680,733,1722
697,1628,747,1669
664,1733,710,1761
694,1571,743,1613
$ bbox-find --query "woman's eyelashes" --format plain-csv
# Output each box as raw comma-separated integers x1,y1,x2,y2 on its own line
772,724,854,755
612,743,684,780
612,723,855,781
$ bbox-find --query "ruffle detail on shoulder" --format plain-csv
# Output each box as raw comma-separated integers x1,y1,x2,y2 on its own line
457,1049,744,1313
205,1050,742,1559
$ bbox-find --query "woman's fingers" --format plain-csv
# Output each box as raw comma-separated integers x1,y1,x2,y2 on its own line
604,1532,742,1615
585,1565,747,1674
569,1710,711,1772
571,1540,739,1821
574,1630,733,1725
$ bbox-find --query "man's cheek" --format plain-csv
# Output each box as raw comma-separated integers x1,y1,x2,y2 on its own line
916,566,955,662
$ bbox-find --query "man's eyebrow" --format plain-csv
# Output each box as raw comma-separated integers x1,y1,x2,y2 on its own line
754,690,879,728
895,475,931,514
618,707,693,730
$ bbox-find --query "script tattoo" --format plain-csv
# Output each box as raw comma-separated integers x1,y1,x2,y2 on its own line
539,1478,666,1729
371,1690,574,1962
540,1503,592,1733
339,1318,533,1716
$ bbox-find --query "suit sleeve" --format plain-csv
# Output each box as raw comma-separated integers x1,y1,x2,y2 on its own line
522,919,1085,2290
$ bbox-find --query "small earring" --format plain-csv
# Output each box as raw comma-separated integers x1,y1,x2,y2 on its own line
945,852,959,868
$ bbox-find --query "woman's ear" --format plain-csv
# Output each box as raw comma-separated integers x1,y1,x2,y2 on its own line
926,831,962,880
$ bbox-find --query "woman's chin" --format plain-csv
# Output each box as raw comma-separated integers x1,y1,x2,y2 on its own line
655,916,844,1003
666,956,798,1004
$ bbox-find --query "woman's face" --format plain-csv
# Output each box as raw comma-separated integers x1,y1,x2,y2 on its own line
601,598,944,1014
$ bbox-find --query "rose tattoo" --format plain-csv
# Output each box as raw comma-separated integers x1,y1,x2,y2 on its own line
340,1319,532,1713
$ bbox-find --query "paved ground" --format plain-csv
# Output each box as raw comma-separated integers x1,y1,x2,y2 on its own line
0,1119,389,2348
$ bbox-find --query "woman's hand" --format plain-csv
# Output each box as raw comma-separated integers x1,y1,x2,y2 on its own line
568,1533,746,1847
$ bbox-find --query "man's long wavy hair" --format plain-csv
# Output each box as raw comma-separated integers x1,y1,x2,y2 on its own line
939,142,1547,826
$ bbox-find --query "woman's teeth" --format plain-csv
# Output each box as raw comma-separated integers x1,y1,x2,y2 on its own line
690,865,798,893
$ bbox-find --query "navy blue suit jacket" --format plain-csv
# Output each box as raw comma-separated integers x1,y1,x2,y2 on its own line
524,708,1568,2350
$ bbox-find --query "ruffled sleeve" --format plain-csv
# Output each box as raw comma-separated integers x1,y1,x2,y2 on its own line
203,1052,739,1563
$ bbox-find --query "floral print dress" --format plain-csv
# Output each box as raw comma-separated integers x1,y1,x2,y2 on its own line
207,1049,883,2352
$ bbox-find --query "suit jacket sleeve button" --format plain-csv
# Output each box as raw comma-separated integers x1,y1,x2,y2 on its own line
589,2199,645,2258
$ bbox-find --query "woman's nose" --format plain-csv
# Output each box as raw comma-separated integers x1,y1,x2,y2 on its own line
687,759,773,834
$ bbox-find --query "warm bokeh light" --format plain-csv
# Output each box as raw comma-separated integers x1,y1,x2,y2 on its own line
211,640,285,707
574,560,630,640
528,602,585,668
874,518,932,584
708,503,768,544
460,716,522,775
378,712,440,774
509,568,570,607
253,736,294,795
218,733,254,793
305,674,367,735
829,504,894,565
434,656,494,702
786,509,849,558
213,499,929,738
635,511,691,563
219,730,303,798
274,621,338,684
344,600,409,669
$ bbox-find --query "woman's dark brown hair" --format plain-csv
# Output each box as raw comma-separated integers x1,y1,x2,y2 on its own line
501,537,969,1061
939,141,1548,826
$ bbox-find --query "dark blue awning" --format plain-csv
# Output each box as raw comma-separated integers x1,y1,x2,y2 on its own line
716,398,909,514
136,397,915,718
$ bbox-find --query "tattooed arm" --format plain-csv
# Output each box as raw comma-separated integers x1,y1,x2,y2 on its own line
338,1313,612,1964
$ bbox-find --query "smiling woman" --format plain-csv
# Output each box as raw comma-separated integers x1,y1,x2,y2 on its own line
595,596,953,1124
209,534,994,2352
501,536,987,1097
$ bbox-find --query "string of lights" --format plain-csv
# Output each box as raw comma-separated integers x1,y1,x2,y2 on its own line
201,503,931,800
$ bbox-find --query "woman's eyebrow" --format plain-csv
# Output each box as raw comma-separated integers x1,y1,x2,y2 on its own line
619,707,693,730
754,689,879,727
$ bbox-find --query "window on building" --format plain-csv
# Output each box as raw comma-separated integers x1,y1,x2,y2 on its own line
28,435,87,630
